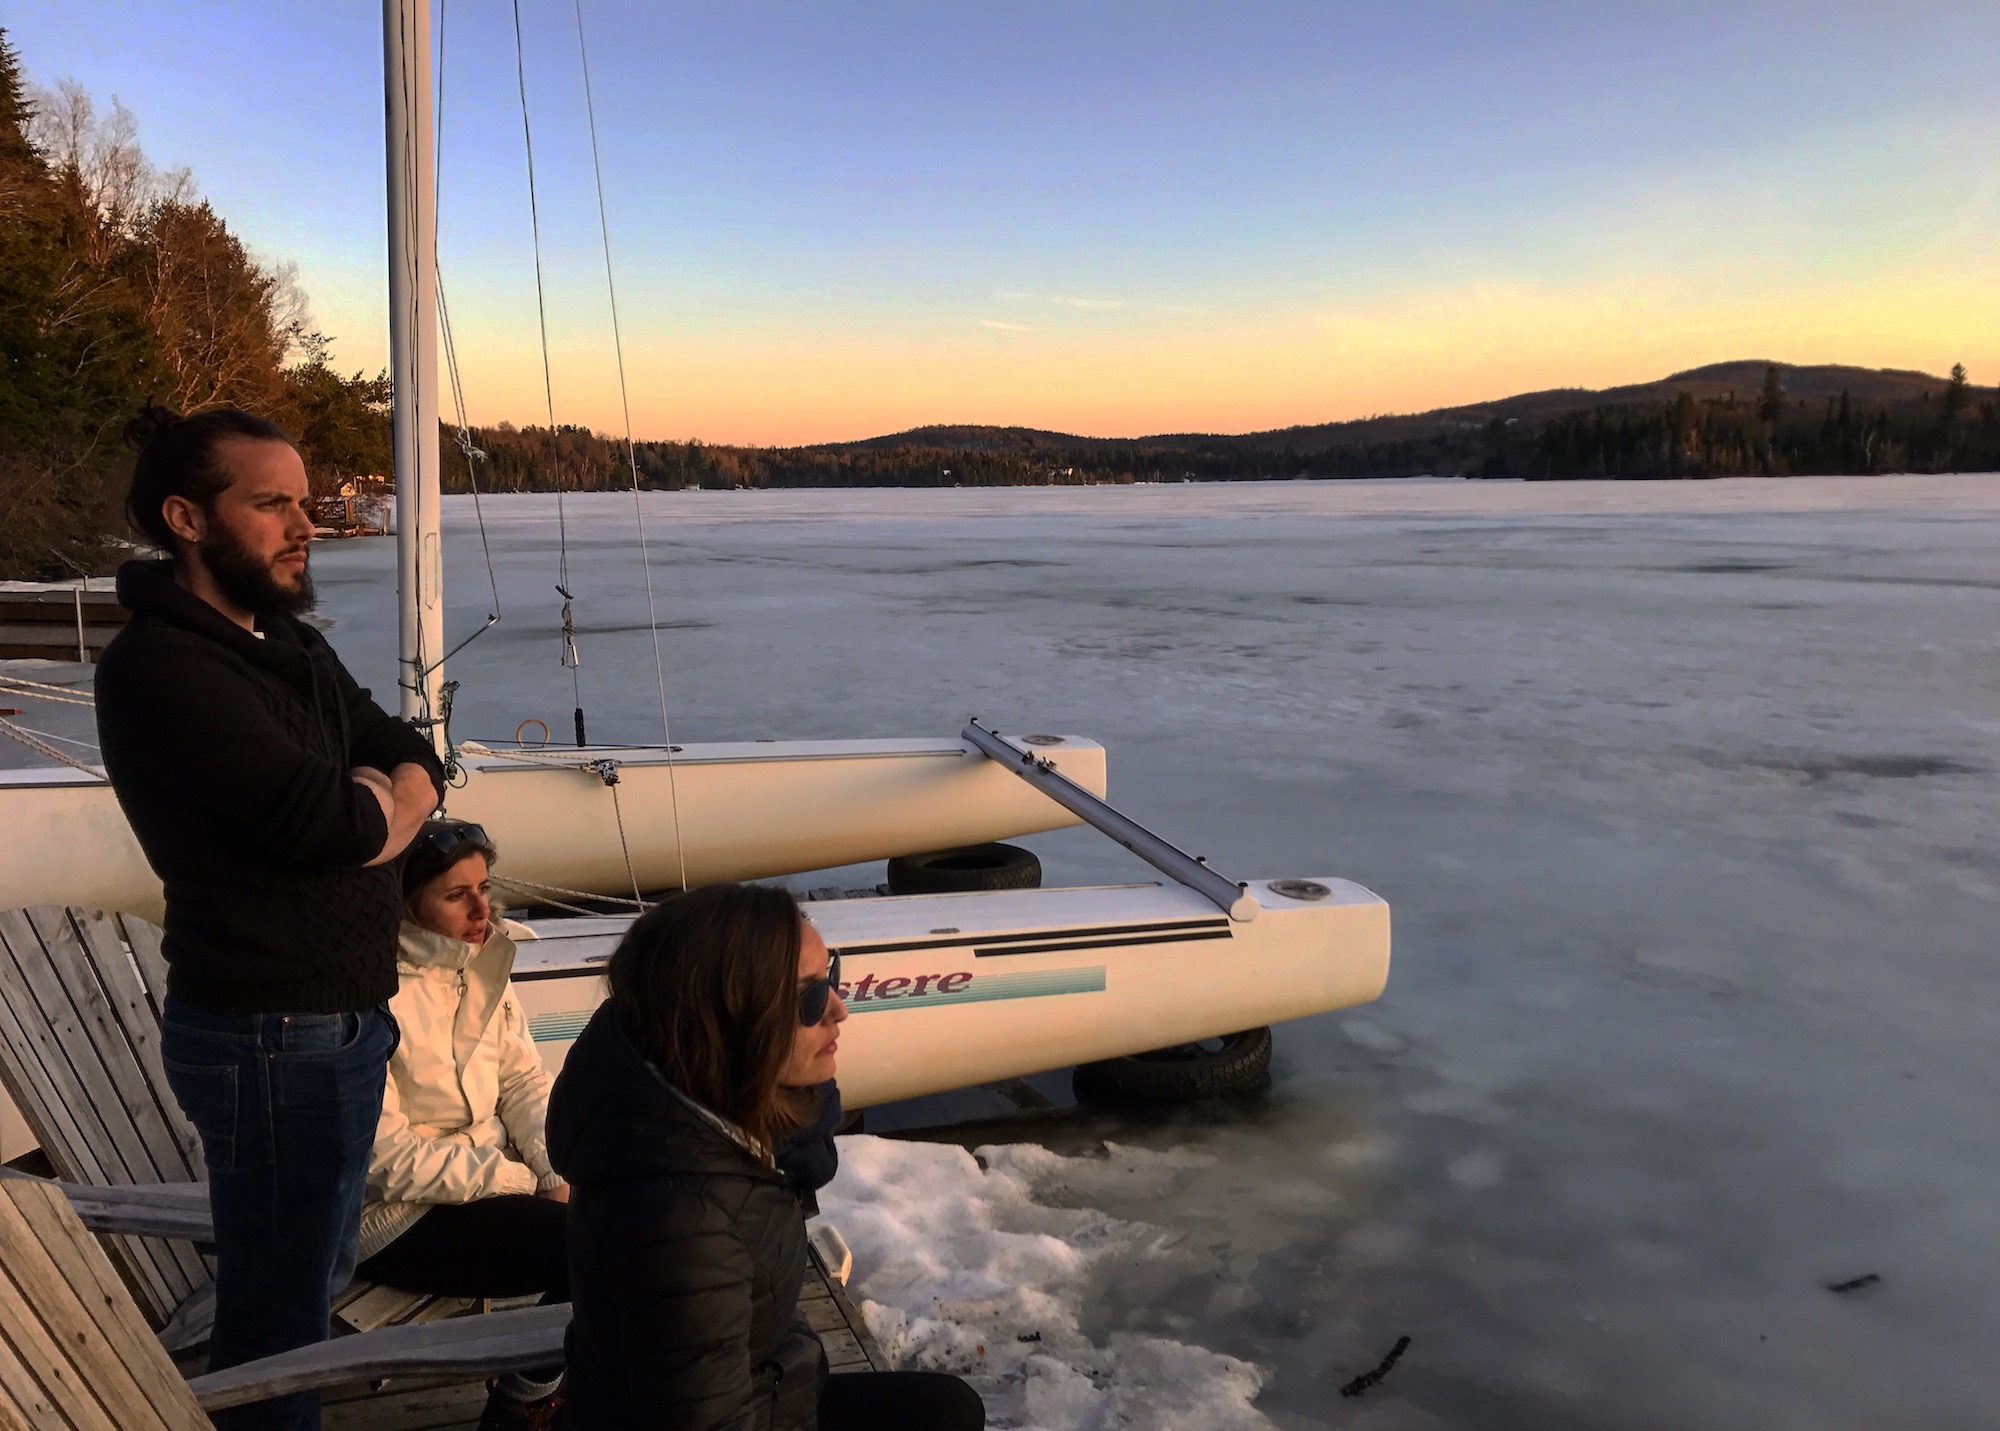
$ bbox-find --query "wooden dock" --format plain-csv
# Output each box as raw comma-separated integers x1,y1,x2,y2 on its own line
0,589,127,663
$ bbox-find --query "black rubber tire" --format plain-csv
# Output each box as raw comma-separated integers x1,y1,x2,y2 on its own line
1072,1026,1274,1103
886,842,1042,895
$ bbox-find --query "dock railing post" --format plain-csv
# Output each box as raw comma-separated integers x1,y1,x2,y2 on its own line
961,719,1259,922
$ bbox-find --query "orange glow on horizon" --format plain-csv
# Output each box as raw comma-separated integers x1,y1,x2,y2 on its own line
429,257,2000,447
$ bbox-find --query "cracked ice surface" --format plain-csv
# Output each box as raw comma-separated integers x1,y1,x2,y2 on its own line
24,474,2000,1425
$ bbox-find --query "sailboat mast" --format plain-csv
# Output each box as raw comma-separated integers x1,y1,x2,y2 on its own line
383,0,445,740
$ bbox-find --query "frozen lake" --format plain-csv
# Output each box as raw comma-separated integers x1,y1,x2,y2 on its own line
18,475,2000,1426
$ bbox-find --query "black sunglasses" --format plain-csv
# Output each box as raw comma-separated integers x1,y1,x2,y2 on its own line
422,821,491,862
799,951,842,1027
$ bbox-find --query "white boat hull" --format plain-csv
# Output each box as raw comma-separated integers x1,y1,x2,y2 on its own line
0,735,1106,921
507,875,1391,1108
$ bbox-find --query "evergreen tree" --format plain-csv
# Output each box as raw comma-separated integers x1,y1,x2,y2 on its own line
0,28,166,577
1757,364,1786,425
1944,362,1970,420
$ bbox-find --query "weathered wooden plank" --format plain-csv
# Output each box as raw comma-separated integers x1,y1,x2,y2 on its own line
38,910,181,1171
154,1283,216,1357
0,965,103,1185
0,591,125,618
0,1319,70,1431
6,1183,195,1375
0,1259,127,1431
116,917,172,1028
334,1284,435,1335
62,912,212,1296
817,1251,889,1373
2,910,153,1185
0,912,116,1185
321,1372,473,1407
189,1304,572,1413
59,1182,213,1243
800,1297,849,1335
0,912,182,1324
70,911,201,1183
0,1183,201,1431
817,1327,866,1369
10,1191,207,1431
0,1180,205,1430
31,910,207,1299
403,1299,480,1327
323,1379,487,1431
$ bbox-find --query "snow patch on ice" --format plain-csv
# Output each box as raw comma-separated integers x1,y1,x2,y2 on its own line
821,1134,1274,1430
1340,1017,1409,1054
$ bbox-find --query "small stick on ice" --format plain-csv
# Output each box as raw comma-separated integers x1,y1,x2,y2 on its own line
1339,1335,1411,1398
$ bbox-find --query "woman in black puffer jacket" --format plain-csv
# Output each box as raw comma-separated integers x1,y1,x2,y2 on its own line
547,884,983,1431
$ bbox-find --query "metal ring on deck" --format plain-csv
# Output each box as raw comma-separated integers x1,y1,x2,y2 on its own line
516,718,551,750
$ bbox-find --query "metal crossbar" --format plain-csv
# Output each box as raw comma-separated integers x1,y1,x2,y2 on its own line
961,720,1259,922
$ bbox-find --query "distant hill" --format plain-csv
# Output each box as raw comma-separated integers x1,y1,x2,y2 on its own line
440,359,1997,498
817,361,1988,458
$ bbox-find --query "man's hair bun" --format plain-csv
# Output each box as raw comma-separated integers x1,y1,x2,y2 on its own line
123,402,186,452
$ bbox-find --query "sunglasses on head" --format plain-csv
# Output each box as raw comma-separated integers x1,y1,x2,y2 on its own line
421,821,491,862
798,951,842,1027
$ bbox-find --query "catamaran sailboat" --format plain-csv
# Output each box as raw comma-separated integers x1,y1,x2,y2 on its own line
0,0,1389,1122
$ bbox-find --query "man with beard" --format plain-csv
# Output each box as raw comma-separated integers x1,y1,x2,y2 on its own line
95,405,443,1431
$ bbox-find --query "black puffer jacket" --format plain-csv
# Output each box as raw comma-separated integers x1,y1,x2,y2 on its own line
549,1005,826,1431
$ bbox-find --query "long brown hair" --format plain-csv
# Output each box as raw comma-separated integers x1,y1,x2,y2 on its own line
606,883,817,1150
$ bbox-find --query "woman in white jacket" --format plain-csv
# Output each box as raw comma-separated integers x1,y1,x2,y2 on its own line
355,821,566,1431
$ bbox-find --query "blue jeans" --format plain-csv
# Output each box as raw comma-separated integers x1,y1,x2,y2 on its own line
162,998,397,1431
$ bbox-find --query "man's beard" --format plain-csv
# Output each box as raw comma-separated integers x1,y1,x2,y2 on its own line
201,526,316,615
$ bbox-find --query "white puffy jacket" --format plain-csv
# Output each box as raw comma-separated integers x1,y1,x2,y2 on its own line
358,919,562,1261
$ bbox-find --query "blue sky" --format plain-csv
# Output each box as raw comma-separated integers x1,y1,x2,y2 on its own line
11,2,1998,441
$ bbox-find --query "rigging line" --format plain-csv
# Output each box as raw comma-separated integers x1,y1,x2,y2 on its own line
605,778,646,909
0,717,104,778
415,0,502,693
573,0,689,891
433,275,503,637
488,871,647,916
509,0,585,735
0,678,93,707
3,725,99,752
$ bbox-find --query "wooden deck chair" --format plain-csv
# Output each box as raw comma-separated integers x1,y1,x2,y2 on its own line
0,1178,569,1427
0,907,212,1346
0,907,491,1350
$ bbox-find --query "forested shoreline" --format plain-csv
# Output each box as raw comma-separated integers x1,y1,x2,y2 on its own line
447,364,2000,497
4,28,1996,583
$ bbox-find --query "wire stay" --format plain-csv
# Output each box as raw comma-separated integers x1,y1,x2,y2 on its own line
511,0,586,746
573,0,690,890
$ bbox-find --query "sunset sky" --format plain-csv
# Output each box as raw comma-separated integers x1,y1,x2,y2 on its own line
10,2,1998,445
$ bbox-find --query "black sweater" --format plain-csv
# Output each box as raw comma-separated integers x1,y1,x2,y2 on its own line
95,560,444,1015
550,1006,827,1431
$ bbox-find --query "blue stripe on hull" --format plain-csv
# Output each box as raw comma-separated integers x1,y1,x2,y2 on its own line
526,966,1106,1043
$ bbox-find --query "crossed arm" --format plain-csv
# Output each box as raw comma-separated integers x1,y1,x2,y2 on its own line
349,763,441,867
